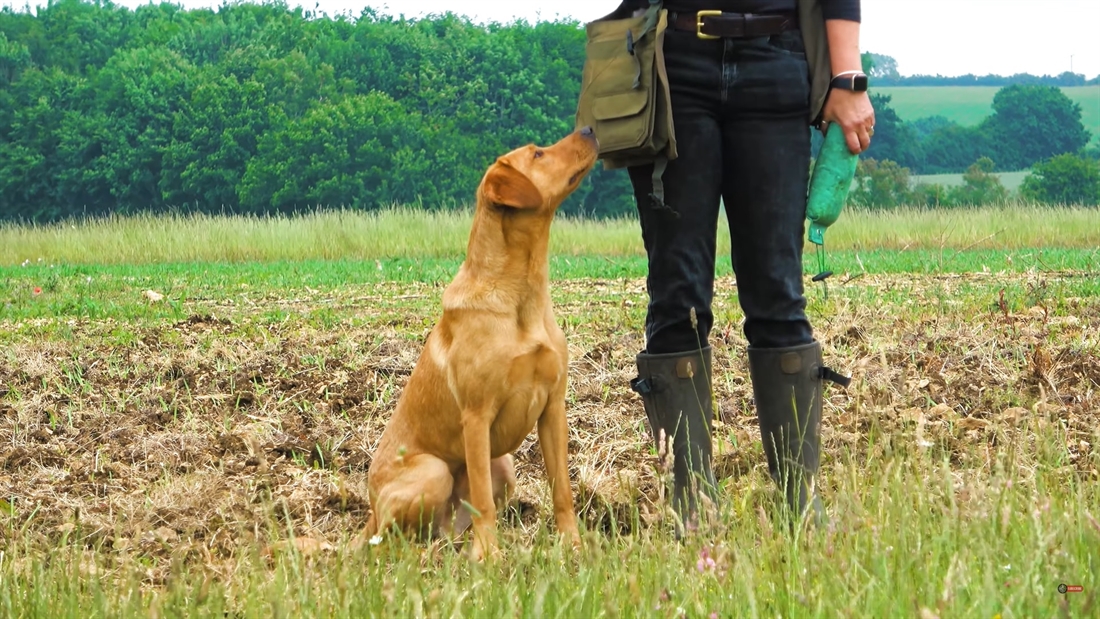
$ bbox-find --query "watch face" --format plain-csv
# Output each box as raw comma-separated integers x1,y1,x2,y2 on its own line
853,74,869,91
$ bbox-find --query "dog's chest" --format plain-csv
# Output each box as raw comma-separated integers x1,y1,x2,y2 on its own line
489,340,566,455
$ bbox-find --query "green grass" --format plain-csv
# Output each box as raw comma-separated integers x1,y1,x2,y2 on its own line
2,249,1099,324
874,85,1100,145
3,205,1098,323
0,208,1097,617
3,457,1096,618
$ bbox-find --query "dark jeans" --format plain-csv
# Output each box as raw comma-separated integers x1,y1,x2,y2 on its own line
628,27,815,354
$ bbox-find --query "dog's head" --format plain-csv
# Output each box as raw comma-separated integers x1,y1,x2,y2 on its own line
478,127,599,212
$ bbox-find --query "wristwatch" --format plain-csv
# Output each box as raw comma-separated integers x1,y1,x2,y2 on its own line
830,71,869,92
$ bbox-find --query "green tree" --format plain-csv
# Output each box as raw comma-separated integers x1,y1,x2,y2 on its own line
0,32,32,162
860,52,873,76
0,67,85,221
910,182,951,208
160,68,274,210
564,167,635,218
0,4,664,221
980,84,1092,171
947,157,1010,206
862,93,923,170
65,46,195,215
866,53,899,80
251,50,350,119
0,31,30,85
238,91,427,212
909,115,955,143
849,158,912,209
1020,153,1100,206
921,124,991,175
31,0,135,74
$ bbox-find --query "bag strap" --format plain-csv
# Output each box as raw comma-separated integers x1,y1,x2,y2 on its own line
647,1,673,213
649,155,676,216
640,0,663,36
628,0,664,89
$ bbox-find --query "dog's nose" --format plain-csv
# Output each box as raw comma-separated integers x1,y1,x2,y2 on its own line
579,126,594,137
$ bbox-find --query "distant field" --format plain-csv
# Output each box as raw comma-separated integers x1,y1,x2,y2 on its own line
911,170,1031,192
874,85,1100,145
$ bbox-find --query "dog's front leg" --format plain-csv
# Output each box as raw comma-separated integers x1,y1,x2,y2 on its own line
538,387,581,549
462,410,499,561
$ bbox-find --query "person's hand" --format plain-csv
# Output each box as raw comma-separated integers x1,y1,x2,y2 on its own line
822,89,876,154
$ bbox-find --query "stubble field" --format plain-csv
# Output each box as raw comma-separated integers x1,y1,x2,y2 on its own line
1,206,1098,618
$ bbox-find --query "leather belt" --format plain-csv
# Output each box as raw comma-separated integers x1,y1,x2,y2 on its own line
667,10,799,39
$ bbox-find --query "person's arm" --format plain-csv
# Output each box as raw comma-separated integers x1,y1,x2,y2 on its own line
819,2,876,154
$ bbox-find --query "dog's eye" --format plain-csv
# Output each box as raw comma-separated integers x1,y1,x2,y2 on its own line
533,150,544,159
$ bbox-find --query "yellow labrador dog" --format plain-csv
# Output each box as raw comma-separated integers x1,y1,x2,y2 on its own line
360,127,599,560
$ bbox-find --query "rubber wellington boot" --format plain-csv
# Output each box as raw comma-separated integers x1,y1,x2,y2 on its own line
747,340,850,526
630,347,719,535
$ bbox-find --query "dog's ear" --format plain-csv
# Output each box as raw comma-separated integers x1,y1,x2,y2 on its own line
483,161,543,209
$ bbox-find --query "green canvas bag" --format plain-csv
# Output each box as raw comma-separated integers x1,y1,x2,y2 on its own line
575,0,677,205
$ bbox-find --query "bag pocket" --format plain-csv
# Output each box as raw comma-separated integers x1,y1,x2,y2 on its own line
575,6,668,160
590,81,656,155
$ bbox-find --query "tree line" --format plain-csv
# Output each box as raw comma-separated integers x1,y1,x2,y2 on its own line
1,0,633,222
0,1,1097,223
858,86,1095,175
848,153,1100,210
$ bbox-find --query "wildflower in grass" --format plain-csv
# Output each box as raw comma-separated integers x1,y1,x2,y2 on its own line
33,287,42,295
696,546,717,573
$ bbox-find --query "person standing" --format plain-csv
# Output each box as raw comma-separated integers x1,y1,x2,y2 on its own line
619,0,874,532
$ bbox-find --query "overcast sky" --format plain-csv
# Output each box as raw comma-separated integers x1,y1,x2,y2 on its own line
6,0,1100,79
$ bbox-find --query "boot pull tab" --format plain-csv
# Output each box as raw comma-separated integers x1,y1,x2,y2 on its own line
818,366,852,388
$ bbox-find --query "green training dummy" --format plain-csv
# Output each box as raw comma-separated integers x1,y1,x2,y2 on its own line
805,122,859,296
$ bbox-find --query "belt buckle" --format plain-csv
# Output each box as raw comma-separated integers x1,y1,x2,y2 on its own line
695,10,722,40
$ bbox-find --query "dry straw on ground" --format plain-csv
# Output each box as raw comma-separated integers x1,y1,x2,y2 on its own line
0,272,1097,586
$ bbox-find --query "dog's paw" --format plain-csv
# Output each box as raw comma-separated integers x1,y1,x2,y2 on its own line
468,530,501,563
562,528,582,552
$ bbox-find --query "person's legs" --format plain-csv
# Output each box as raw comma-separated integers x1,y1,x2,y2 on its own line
627,32,725,356
720,30,846,524
720,31,814,350
626,31,725,534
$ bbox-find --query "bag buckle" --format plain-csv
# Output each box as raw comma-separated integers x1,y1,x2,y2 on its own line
695,10,722,40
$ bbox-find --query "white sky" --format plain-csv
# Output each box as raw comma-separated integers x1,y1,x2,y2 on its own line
4,0,1099,79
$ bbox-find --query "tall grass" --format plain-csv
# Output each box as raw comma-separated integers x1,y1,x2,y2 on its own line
2,203,1098,266
2,448,1096,618
823,203,1100,251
